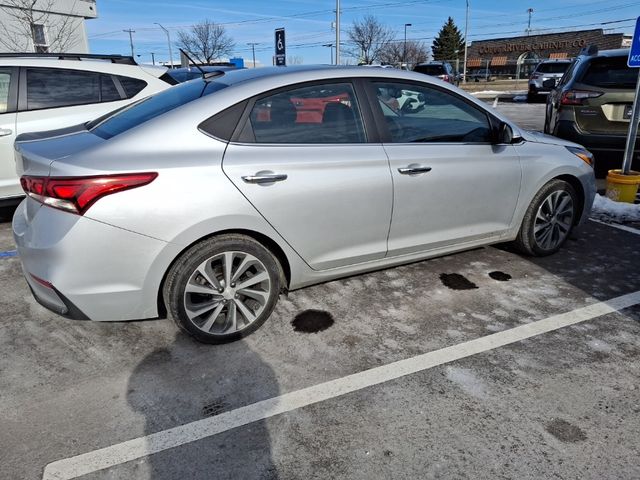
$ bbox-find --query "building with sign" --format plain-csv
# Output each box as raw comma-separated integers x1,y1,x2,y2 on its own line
466,29,630,78
0,0,97,53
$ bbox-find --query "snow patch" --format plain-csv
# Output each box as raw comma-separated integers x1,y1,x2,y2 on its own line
591,194,640,223
446,366,488,399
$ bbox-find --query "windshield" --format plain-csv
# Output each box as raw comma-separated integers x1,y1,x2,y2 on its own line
89,79,228,139
580,56,638,89
536,62,570,74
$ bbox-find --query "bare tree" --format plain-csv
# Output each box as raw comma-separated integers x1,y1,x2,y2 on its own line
177,19,235,65
346,15,394,65
0,0,80,52
379,40,429,68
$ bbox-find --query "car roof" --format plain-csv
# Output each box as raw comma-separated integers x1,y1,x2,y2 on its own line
0,56,168,77
582,48,629,59
538,59,572,63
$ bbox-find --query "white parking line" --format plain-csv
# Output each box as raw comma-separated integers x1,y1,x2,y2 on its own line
43,290,640,480
590,218,640,235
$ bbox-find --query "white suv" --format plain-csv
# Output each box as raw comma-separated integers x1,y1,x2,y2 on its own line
0,53,176,203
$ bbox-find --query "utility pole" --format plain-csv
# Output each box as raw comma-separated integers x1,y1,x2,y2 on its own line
404,23,411,68
247,43,258,68
323,43,334,64
526,8,534,35
335,0,340,65
154,23,174,68
123,29,135,58
463,0,469,84
151,52,155,65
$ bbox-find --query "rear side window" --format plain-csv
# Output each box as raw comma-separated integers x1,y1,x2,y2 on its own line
101,75,121,102
580,57,638,89
241,82,366,144
535,62,570,74
116,76,147,98
0,70,12,113
26,68,100,110
90,79,228,139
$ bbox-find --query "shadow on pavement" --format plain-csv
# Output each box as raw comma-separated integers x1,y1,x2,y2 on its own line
127,332,280,479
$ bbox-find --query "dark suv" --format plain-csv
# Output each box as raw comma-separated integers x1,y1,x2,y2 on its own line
413,62,457,85
545,48,639,177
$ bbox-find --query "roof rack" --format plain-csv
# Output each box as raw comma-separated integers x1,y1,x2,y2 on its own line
0,53,137,65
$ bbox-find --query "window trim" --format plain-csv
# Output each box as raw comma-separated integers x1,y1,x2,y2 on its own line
229,78,378,146
364,78,499,145
0,67,19,114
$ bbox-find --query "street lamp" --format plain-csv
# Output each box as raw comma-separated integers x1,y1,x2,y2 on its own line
323,43,334,64
154,22,174,68
404,23,412,68
463,0,469,84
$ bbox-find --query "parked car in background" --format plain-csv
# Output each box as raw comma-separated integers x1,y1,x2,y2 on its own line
528,59,572,102
166,65,242,83
0,53,176,204
14,66,595,344
413,61,457,85
468,68,495,82
545,48,639,178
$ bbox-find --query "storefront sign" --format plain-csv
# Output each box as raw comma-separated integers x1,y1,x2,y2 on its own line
479,39,586,55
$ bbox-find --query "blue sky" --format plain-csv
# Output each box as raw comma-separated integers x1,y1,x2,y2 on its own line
87,0,640,65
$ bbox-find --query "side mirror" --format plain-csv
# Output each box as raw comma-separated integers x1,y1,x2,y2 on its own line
495,122,522,144
542,78,557,89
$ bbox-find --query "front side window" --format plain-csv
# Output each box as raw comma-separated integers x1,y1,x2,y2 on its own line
0,70,11,113
372,81,492,143
26,68,100,110
245,82,366,144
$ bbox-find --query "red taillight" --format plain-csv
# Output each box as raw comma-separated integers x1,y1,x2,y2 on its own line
442,75,450,82
560,90,603,106
20,172,158,215
30,273,53,289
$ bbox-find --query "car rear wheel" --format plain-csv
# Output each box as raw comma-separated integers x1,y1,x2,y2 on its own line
164,234,281,344
514,179,577,256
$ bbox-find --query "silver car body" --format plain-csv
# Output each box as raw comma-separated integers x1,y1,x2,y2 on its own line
12,66,596,321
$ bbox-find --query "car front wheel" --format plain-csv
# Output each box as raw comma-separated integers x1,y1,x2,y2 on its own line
514,179,577,256
164,234,282,344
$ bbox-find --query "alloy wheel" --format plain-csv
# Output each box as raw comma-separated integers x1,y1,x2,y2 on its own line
183,251,271,335
533,190,574,251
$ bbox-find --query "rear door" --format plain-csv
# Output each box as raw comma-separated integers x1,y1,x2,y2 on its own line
222,80,393,271
367,79,521,256
0,67,19,199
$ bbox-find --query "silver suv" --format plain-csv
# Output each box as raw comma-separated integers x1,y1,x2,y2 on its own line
528,59,572,102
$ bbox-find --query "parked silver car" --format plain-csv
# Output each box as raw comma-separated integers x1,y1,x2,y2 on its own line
13,66,596,344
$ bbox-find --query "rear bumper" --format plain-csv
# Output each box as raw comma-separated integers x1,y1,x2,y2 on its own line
12,199,182,321
554,120,640,176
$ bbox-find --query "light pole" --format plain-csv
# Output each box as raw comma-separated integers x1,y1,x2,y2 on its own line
154,22,174,68
463,0,469,84
247,43,258,68
526,8,534,35
323,43,334,64
335,0,340,65
404,23,412,68
151,52,155,65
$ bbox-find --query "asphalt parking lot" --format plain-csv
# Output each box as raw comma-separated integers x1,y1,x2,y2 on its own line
2,102,640,480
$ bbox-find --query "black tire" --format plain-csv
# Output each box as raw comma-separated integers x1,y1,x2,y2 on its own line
164,234,281,344
514,179,577,257
527,92,537,103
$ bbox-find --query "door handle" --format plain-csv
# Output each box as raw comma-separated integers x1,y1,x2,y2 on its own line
242,173,288,184
398,165,432,175
0,128,12,137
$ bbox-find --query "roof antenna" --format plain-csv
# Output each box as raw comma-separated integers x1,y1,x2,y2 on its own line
178,48,206,77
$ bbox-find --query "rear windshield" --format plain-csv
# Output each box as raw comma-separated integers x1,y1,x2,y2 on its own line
89,79,227,139
536,62,570,74
414,65,445,75
580,56,639,89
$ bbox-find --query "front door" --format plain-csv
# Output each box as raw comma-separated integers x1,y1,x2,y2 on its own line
223,81,393,270
368,80,522,256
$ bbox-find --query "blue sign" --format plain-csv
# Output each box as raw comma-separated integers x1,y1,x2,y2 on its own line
629,17,640,67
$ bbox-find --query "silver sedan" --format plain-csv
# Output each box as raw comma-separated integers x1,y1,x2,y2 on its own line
12,66,596,344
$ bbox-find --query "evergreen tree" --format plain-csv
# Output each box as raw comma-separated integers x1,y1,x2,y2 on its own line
431,17,465,61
